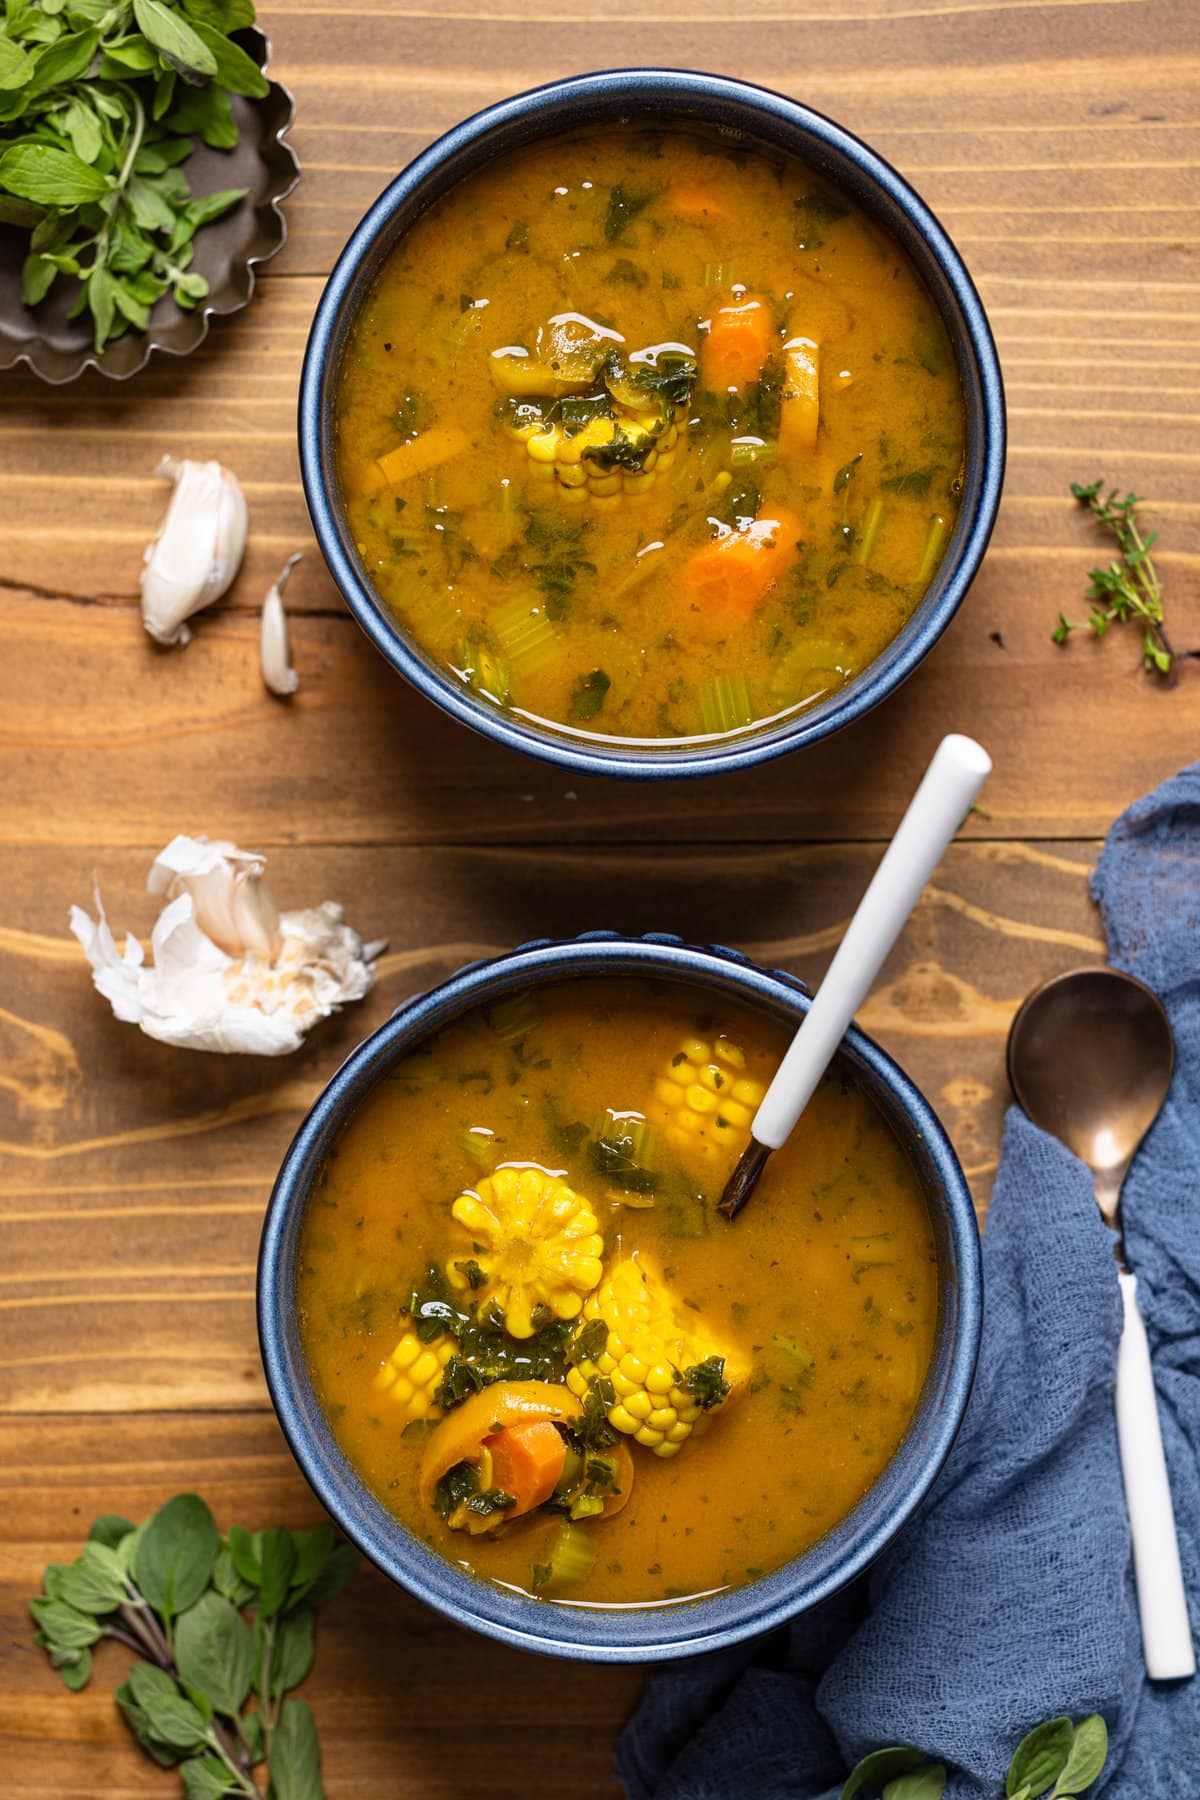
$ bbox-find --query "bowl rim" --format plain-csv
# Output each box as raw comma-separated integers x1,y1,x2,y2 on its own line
258,932,983,1661
299,65,1006,782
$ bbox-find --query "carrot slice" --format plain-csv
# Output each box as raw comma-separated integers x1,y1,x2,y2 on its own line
680,507,803,636
666,181,731,223
484,1419,567,1517
779,337,820,454
701,297,775,393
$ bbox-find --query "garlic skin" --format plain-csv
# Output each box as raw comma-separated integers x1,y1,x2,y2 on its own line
70,835,384,1056
260,552,302,696
140,456,248,648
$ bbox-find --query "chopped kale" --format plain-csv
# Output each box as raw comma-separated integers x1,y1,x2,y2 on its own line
505,219,529,251
575,1376,618,1451
568,1317,609,1368
568,669,611,723
404,1264,471,1344
433,1460,479,1521
604,184,654,243
464,1488,517,1518
453,1258,488,1291
793,191,850,250
682,1355,731,1411
605,256,648,287
589,1132,659,1193
882,464,940,497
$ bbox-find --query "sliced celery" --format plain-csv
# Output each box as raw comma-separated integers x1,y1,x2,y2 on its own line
698,672,755,736
454,637,511,708
492,593,563,677
850,1231,897,1266
730,437,775,469
532,1521,597,1594
486,988,538,1045
457,1127,496,1169
768,640,850,711
917,512,948,586
852,497,884,566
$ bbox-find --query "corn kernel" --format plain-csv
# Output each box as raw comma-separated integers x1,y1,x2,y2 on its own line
732,1078,763,1106
527,431,559,464
557,462,588,488
610,1404,639,1435
685,1083,718,1115
647,1406,677,1431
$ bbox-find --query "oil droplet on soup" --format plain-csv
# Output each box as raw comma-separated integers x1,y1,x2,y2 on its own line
335,128,965,745
296,980,939,1608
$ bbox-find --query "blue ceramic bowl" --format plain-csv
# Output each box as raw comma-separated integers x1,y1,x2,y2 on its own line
300,68,1004,782
258,934,982,1661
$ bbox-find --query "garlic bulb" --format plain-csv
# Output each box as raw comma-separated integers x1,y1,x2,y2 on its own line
140,456,248,647
260,552,302,696
70,835,384,1056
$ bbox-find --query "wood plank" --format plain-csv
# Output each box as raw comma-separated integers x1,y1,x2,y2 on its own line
0,838,1100,1414
1,574,1195,845
0,1411,639,1799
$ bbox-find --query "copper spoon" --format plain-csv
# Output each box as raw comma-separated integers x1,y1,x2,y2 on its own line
1007,968,1195,1681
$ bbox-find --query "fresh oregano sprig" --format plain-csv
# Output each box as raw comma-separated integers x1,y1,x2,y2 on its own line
31,1493,359,1799
1053,478,1188,674
0,0,269,352
840,1713,1107,1800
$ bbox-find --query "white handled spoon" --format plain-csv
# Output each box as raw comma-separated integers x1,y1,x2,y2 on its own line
718,732,993,1221
1008,969,1195,1682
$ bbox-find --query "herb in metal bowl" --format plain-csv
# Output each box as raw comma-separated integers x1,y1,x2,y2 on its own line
0,1,269,352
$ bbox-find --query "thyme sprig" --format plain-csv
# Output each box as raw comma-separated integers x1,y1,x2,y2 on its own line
1053,479,1191,674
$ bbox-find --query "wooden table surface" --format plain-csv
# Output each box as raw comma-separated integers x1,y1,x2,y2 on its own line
2,1,1196,1793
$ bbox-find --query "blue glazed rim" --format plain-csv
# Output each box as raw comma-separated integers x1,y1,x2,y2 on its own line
258,933,983,1662
299,67,1005,783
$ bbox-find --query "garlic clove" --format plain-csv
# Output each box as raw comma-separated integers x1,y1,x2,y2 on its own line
260,552,302,696
140,456,248,648
148,835,281,961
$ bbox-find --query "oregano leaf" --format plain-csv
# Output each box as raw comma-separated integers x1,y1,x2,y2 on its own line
841,1747,927,1800
1007,1718,1074,1798
1052,1716,1109,1796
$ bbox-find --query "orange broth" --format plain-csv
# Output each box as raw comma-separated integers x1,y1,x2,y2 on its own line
297,979,938,1608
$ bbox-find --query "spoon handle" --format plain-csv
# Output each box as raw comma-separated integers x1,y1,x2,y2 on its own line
1116,1271,1196,1679
752,734,992,1150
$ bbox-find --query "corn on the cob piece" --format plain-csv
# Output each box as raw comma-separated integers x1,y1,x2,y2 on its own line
449,1166,604,1338
566,1253,745,1458
510,406,686,503
496,330,695,505
373,1329,456,1422
650,1035,765,1166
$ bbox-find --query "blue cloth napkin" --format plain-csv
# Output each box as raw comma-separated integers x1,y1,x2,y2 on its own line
617,765,1200,1800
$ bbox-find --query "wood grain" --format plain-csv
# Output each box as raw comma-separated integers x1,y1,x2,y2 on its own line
1,1,1196,1793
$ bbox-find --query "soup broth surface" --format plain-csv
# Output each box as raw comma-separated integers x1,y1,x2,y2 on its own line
297,980,938,1608
336,127,965,745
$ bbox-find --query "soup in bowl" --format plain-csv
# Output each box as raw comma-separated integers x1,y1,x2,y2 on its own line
258,935,981,1659
300,71,1004,780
